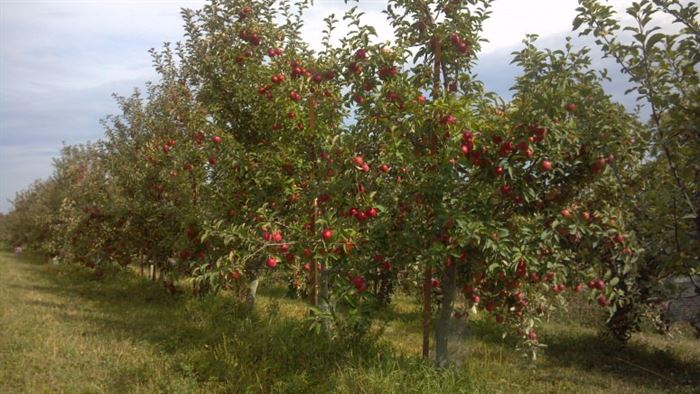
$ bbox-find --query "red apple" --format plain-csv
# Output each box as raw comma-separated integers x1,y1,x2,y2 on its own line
366,207,378,218
540,160,553,171
441,114,457,125
351,275,367,292
266,256,278,268
594,279,605,290
322,229,333,241
528,330,538,341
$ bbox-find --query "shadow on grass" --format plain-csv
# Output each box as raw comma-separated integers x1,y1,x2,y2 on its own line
460,313,700,391
373,303,422,325
365,290,700,393
542,327,700,389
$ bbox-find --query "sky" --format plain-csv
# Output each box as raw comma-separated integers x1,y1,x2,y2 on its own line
0,0,653,213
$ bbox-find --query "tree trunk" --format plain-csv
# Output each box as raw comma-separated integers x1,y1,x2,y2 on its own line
422,264,432,359
435,260,457,367
319,262,331,332
309,197,319,307
310,260,318,307
246,276,260,310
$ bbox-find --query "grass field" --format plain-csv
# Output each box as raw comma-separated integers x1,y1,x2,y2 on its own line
1,250,699,393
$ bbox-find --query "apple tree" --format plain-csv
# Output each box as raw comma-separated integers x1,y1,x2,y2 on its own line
339,0,644,364
574,0,699,340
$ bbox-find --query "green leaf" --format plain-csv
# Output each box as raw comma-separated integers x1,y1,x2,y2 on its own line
645,32,665,51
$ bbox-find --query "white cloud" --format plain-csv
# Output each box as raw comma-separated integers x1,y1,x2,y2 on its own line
0,0,207,92
297,0,647,53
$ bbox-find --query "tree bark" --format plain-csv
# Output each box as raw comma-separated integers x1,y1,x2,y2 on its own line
422,264,432,359
435,260,457,367
308,97,319,308
245,276,260,310
309,198,319,307
319,262,331,332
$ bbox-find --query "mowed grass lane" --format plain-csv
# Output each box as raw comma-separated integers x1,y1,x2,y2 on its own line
1,250,699,393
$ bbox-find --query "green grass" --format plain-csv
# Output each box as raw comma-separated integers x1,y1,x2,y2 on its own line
1,250,698,393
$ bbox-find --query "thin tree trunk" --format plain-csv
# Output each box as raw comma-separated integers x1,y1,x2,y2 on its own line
319,263,331,332
422,25,443,360
435,261,457,367
309,197,319,307
246,276,260,310
422,264,432,359
308,98,319,308
310,258,318,307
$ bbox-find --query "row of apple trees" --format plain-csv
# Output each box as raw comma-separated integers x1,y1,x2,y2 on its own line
2,0,697,365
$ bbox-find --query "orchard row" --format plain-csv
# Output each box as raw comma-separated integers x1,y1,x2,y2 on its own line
4,0,697,366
